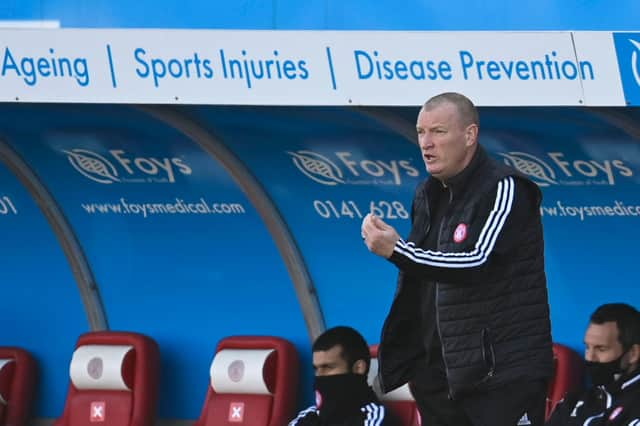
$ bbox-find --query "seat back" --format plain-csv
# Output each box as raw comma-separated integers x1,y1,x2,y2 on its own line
0,347,37,426
54,331,160,426
368,345,420,426
195,336,299,426
546,343,584,420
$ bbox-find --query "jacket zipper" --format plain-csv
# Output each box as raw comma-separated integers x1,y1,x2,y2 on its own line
481,328,496,378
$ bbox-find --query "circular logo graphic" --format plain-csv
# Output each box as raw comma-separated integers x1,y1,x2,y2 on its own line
228,360,245,382
287,150,344,186
609,406,624,421
499,151,557,187
87,357,103,380
63,149,120,184
453,223,468,243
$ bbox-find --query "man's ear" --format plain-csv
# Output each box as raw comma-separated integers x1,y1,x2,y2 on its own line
352,359,368,375
465,123,478,147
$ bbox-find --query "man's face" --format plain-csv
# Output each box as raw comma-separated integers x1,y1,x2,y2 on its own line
416,102,477,181
313,345,350,376
584,321,624,363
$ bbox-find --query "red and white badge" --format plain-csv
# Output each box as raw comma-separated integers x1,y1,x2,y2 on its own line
453,223,468,243
228,402,245,422
90,401,106,422
609,406,624,421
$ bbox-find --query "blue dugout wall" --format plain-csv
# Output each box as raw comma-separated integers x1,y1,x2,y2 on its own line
0,104,638,419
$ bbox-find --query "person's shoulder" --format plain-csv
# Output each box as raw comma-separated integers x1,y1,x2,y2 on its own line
488,174,541,210
485,153,539,190
617,376,640,412
288,406,319,426
486,154,542,201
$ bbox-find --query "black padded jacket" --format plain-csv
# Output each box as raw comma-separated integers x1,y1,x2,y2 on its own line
378,146,553,399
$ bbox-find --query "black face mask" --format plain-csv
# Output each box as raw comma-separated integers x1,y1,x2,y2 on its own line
585,353,625,386
314,373,372,421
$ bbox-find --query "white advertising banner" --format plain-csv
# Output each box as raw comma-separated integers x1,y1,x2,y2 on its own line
571,32,626,106
0,29,630,106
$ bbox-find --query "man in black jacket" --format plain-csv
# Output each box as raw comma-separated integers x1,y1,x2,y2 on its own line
288,326,392,426
362,92,553,426
546,303,640,426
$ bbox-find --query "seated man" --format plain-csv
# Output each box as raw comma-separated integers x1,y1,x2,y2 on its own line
289,326,391,426
547,303,640,425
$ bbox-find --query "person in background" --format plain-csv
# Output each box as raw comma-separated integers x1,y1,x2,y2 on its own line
288,326,391,426
362,92,553,426
546,303,640,425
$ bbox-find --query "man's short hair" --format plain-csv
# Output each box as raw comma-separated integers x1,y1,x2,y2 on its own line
590,303,640,351
423,92,479,128
312,326,371,374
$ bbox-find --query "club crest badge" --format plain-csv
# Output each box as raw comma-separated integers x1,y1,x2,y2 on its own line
609,406,624,421
453,223,468,243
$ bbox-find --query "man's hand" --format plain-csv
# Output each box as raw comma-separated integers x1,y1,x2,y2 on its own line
361,213,400,258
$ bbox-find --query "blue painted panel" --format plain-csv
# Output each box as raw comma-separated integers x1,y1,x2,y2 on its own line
0,0,40,20
326,0,640,30
275,0,326,29
1,0,639,30
0,150,88,416
0,104,310,419
40,0,274,28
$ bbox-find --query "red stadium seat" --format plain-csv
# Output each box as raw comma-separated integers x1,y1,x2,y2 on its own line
368,345,420,426
546,343,584,420
54,331,160,426
0,347,37,426
194,336,299,426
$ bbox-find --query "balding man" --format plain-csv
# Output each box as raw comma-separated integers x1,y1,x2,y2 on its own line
547,303,640,425
362,92,553,426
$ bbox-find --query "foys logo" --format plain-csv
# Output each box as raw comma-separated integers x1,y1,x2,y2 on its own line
613,33,640,106
287,150,420,186
499,151,633,187
64,149,192,184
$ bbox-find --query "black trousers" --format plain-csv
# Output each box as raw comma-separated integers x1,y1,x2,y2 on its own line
409,379,547,426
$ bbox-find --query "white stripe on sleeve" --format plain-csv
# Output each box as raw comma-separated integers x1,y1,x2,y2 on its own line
393,176,515,269
288,406,318,426
362,403,385,426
